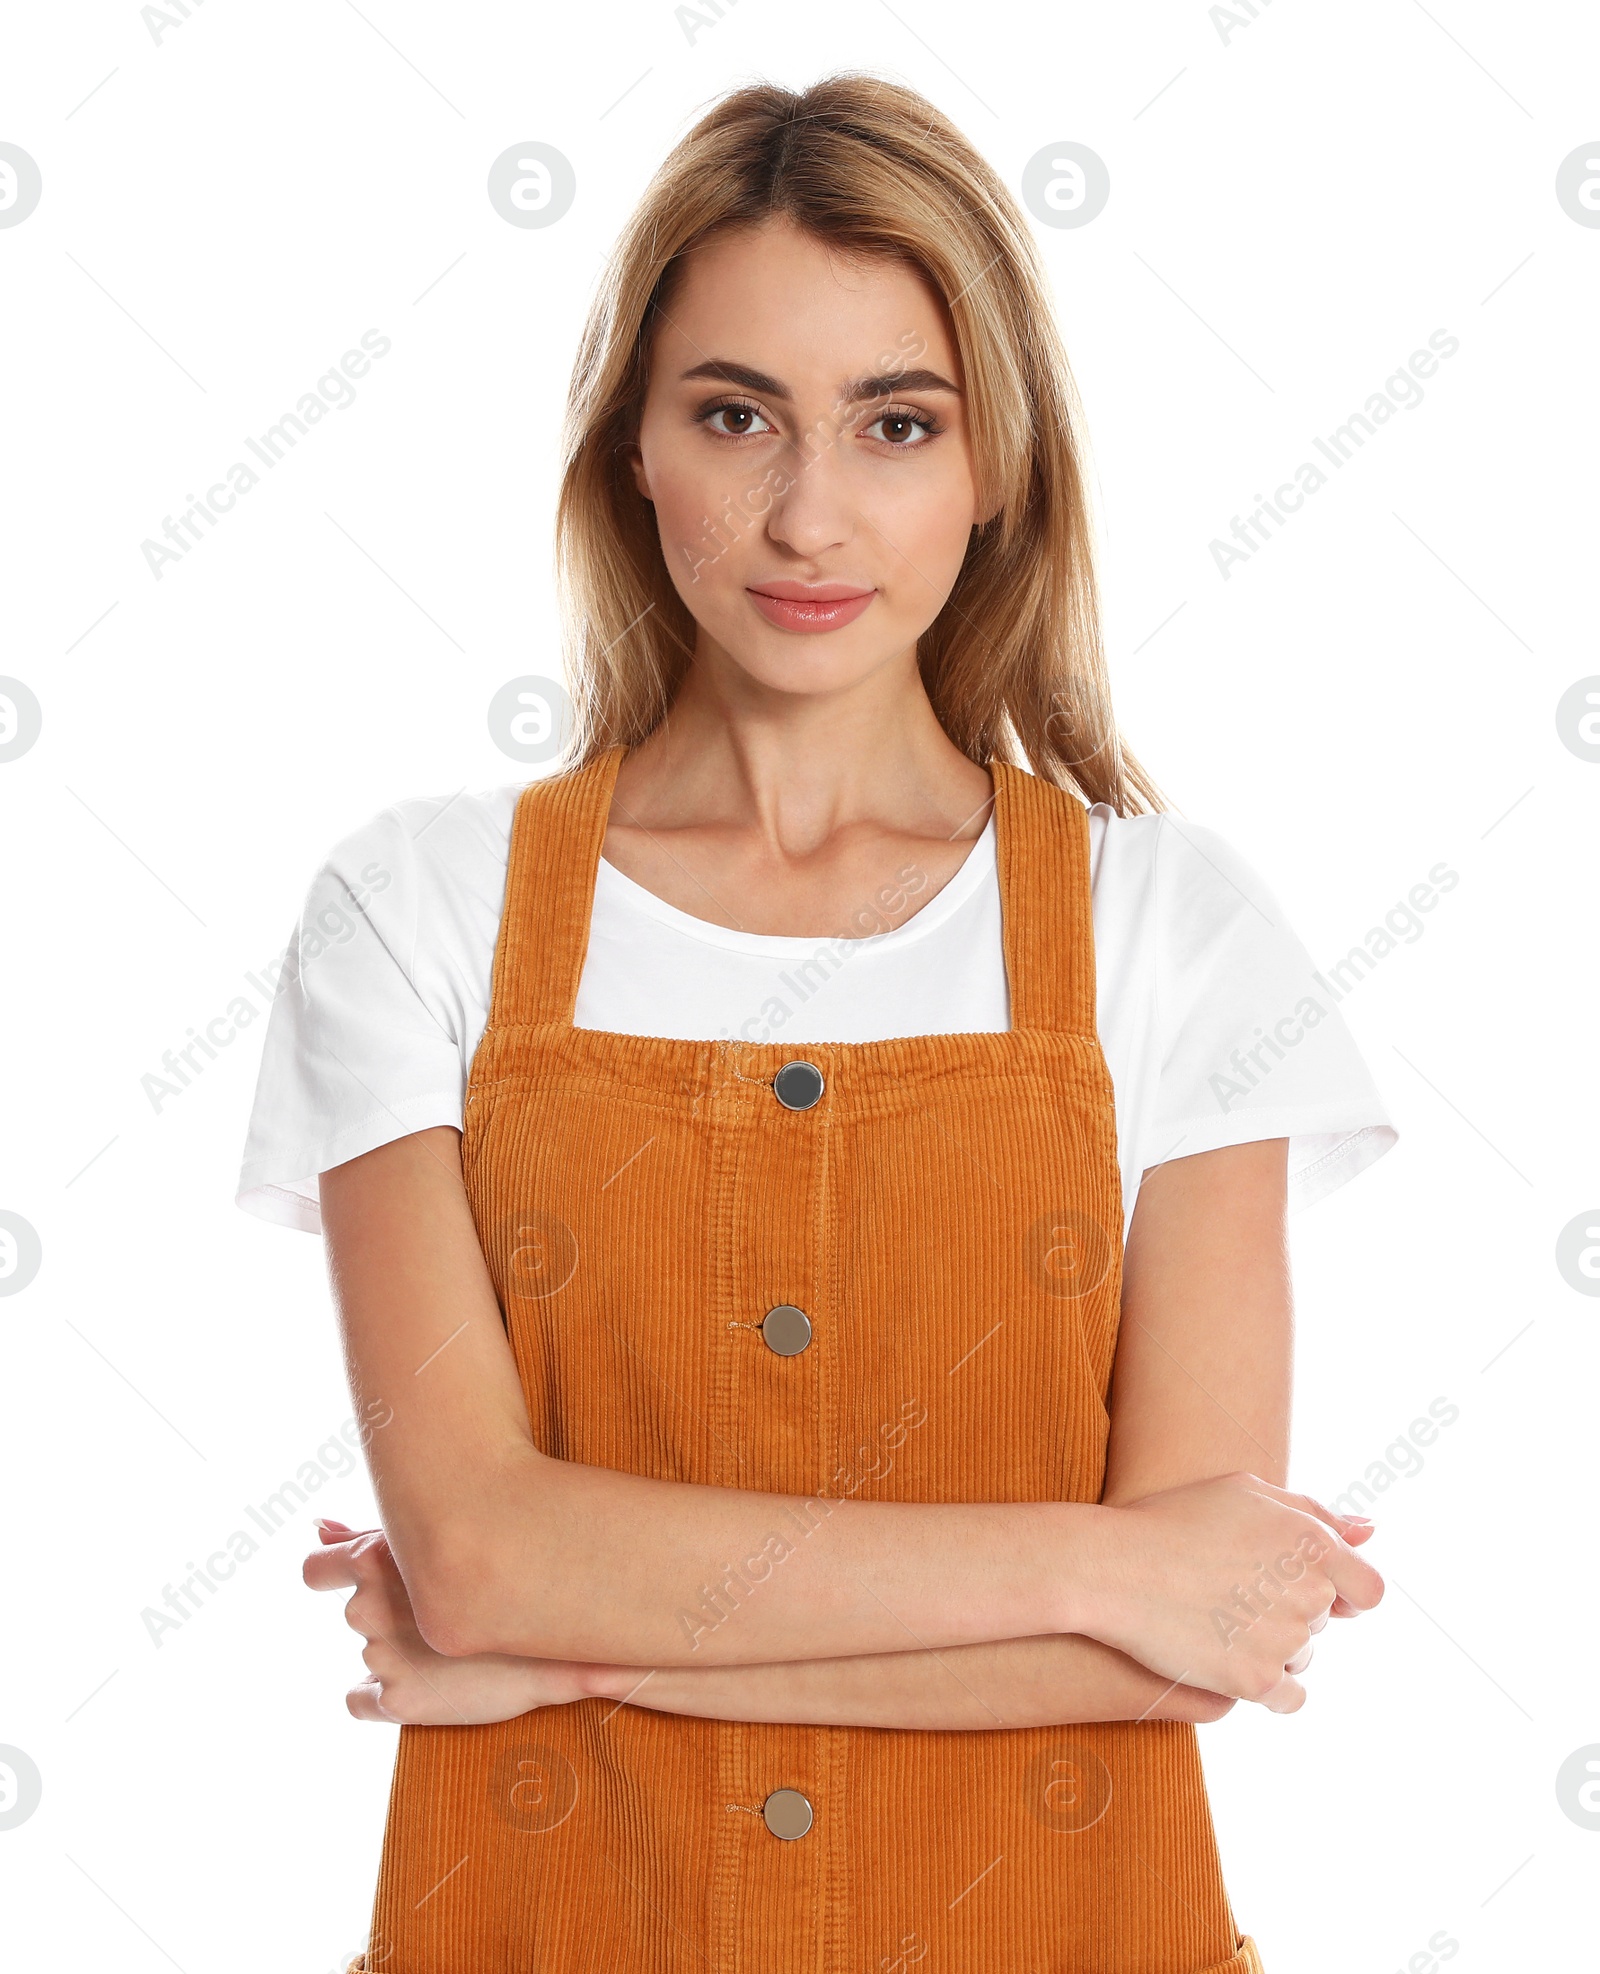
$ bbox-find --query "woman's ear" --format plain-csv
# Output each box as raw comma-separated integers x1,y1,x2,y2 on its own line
624,442,653,504
973,478,1004,529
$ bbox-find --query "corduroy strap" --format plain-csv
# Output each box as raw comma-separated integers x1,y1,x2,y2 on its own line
488,742,628,1029
989,755,1097,1035
487,743,1097,1036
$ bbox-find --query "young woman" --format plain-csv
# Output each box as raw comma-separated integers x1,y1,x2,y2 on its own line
240,72,1395,1974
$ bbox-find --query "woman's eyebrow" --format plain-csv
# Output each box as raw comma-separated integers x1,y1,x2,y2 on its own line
680,358,961,403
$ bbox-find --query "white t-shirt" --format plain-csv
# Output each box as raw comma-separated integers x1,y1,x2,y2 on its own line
235,781,1398,1244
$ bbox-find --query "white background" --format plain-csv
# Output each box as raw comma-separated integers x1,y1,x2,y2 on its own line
2,2,1596,1968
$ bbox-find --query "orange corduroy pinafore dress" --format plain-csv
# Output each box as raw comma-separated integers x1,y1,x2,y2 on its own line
351,742,1264,1974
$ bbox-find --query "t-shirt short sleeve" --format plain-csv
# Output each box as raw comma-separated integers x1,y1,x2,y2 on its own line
1116,810,1398,1218
235,797,497,1234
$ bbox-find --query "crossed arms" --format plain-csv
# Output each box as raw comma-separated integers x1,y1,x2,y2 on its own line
305,1127,1381,1729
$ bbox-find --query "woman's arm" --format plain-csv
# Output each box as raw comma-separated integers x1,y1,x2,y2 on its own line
313,1516,1229,1729
313,1134,1374,1723
587,1635,1235,1727
1104,1136,1294,1507
312,1127,1377,1690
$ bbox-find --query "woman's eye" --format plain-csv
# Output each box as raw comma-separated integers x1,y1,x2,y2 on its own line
700,401,773,438
861,408,939,447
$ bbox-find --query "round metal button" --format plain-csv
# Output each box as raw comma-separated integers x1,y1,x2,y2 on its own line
761,1787,813,1840
773,1060,824,1110
761,1304,812,1356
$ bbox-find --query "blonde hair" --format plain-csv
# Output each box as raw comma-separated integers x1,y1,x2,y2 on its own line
553,71,1164,815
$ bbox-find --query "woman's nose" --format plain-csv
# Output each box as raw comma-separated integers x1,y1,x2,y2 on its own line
761,425,858,557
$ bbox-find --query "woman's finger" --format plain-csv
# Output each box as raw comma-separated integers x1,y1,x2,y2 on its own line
316,1517,379,1545
1257,1672,1307,1715
346,1679,395,1724
346,1595,412,1647
302,1542,365,1592
1253,1483,1386,1616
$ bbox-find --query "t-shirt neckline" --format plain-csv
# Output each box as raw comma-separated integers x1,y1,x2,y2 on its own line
593,810,997,958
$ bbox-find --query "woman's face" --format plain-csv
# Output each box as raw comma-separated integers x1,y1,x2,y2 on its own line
628,216,991,699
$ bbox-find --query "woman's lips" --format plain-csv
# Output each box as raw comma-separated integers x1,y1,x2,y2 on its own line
746,587,875,633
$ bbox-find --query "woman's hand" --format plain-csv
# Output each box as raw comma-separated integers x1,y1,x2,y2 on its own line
302,1518,597,1725
1075,1472,1384,1713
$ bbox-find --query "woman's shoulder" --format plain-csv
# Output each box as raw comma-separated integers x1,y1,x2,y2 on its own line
309,781,524,890
1085,802,1399,1209
1083,801,1281,944
285,781,527,994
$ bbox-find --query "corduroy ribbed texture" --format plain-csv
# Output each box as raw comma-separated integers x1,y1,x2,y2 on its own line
350,744,1264,1973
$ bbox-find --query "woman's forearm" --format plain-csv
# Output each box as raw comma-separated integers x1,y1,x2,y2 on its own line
582,1632,1233,1730
429,1447,1110,1670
